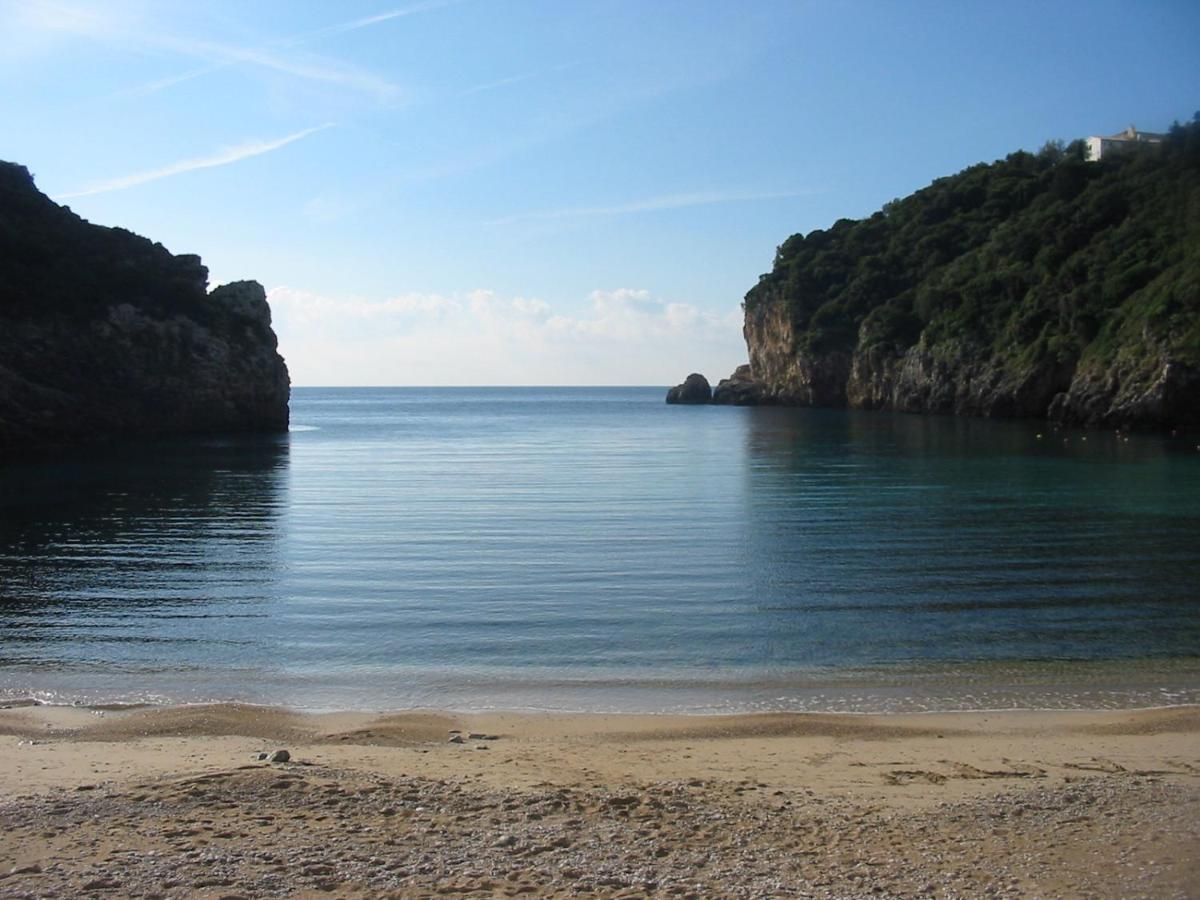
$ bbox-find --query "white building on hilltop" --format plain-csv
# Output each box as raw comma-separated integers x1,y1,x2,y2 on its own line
1086,125,1166,161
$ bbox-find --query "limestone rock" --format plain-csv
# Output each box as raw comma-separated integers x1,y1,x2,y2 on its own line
712,364,766,405
742,287,1199,430
665,373,712,405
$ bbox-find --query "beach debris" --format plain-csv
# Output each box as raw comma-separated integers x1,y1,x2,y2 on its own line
492,835,516,848
469,733,500,741
448,735,465,744
267,749,291,763
605,795,641,809
9,864,43,876
81,878,121,891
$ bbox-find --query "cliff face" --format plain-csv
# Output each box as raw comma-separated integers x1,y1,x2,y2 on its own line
744,300,851,406
736,120,1200,430
743,287,1197,427
0,162,289,458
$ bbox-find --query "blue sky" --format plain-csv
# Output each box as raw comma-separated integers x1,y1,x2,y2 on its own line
3,0,1198,385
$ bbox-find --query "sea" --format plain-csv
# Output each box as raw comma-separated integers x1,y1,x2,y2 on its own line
1,386,1198,714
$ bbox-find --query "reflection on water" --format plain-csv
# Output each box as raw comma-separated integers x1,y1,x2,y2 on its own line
739,408,1200,672
1,389,1198,712
0,435,288,693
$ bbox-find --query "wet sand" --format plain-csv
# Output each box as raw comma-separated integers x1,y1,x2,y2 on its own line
1,703,1197,897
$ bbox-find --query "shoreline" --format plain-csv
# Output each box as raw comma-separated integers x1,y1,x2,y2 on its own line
8,695,1200,718
6,654,1200,717
2,703,1197,895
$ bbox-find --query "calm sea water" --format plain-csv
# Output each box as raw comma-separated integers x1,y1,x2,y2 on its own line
1,387,1198,713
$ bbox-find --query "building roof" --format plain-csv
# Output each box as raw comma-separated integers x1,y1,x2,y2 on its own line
1099,125,1166,142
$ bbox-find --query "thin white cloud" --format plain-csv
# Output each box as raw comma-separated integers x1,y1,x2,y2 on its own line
15,0,107,33
175,38,400,100
27,1,407,101
113,44,400,104
103,1,465,101
298,0,466,42
58,124,332,199
457,60,580,98
111,64,215,99
457,70,542,97
91,23,401,102
486,188,818,226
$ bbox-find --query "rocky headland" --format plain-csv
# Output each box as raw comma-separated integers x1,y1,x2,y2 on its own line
671,119,1200,430
0,161,289,459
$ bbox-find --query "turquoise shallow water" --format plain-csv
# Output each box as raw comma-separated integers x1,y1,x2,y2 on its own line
1,387,1198,712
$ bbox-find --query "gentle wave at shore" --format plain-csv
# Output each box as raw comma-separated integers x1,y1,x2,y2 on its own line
3,658,1199,715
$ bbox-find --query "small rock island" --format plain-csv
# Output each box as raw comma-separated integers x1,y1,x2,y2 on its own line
665,373,712,404
666,366,766,405
0,161,290,459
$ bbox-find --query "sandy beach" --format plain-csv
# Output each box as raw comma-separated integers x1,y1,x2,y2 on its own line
0,703,1196,897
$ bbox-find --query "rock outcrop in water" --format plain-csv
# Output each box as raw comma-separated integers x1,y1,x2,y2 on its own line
680,118,1200,429
711,364,766,406
665,373,712,404
0,161,290,458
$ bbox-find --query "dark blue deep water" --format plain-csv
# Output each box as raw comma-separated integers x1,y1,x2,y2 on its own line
2,387,1199,712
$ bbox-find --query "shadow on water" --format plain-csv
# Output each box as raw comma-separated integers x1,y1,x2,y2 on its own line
0,435,289,679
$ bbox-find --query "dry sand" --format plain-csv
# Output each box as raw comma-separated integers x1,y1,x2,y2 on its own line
0,702,1197,897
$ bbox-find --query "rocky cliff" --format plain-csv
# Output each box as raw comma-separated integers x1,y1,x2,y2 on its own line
0,162,289,458
729,118,1200,430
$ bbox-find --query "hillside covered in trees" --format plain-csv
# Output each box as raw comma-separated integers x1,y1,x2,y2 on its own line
737,116,1200,429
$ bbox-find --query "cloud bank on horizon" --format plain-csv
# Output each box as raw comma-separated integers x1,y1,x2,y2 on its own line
268,285,745,386
5,0,1200,385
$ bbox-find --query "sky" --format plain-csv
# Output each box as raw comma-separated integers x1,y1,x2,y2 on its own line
3,0,1198,386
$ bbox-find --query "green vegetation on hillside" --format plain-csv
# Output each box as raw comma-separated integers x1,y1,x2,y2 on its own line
747,116,1200,372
